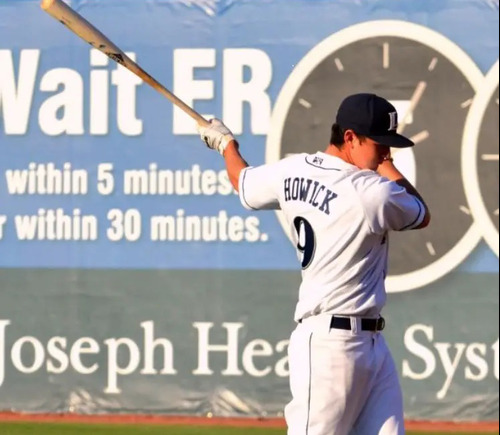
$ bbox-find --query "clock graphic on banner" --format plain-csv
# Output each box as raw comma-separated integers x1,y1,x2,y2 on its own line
267,21,484,293
462,61,499,256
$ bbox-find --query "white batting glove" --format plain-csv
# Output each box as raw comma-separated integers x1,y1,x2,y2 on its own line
197,118,235,156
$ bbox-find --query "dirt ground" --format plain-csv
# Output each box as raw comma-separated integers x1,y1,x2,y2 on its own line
0,413,498,433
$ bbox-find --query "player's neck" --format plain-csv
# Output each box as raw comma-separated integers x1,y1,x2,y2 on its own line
325,144,356,166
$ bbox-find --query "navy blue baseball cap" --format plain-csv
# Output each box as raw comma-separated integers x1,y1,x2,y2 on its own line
336,93,414,148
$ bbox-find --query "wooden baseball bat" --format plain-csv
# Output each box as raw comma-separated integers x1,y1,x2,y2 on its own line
40,0,209,127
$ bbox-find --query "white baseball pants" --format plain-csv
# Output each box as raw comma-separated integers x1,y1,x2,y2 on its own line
285,314,405,435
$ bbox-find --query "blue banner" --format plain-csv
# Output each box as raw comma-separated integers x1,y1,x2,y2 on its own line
1,0,498,285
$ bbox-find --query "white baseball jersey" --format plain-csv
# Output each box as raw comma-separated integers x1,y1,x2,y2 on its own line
239,151,425,322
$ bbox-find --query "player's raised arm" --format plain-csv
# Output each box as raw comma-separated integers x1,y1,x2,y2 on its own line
377,158,431,229
197,119,249,192
221,141,249,192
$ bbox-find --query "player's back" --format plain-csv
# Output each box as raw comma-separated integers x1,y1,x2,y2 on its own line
275,152,389,320
239,150,426,321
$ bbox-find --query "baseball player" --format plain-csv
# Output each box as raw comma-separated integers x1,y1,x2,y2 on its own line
198,93,431,435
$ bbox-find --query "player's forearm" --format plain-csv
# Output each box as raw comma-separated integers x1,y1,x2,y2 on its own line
223,140,249,192
377,158,409,184
378,159,431,228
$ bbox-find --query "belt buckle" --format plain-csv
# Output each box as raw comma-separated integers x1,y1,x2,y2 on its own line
376,317,385,332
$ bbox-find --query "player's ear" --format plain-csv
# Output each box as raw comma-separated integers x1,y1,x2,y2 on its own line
344,129,356,147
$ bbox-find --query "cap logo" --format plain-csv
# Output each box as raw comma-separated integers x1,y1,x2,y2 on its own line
388,111,398,132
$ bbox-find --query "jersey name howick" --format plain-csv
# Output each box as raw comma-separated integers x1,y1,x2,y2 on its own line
284,177,338,215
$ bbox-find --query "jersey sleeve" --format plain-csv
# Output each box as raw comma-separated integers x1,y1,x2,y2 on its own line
353,172,426,234
238,162,283,210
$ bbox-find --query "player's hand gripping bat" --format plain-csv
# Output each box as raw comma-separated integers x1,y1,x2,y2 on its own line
41,0,210,128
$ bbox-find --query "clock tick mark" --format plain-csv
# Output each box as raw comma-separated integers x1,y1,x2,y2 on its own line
334,58,344,71
460,205,471,215
383,42,390,69
298,98,312,109
461,99,473,109
428,57,438,72
481,154,499,161
426,242,437,256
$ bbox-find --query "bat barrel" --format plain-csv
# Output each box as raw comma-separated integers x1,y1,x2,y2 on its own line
40,0,208,126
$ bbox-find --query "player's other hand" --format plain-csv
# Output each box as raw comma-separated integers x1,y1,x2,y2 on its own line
197,118,235,156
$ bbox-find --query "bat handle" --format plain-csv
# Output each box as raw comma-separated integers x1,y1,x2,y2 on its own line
153,82,210,127
182,104,210,128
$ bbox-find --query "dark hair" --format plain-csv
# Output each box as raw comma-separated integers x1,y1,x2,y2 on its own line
330,123,366,147
330,123,346,146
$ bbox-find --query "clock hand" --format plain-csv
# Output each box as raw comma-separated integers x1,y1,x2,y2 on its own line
390,82,428,165
409,130,430,145
398,81,427,135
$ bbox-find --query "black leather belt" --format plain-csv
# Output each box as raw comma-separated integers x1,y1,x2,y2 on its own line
330,316,385,332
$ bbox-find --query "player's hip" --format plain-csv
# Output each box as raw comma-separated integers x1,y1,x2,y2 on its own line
295,313,386,337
